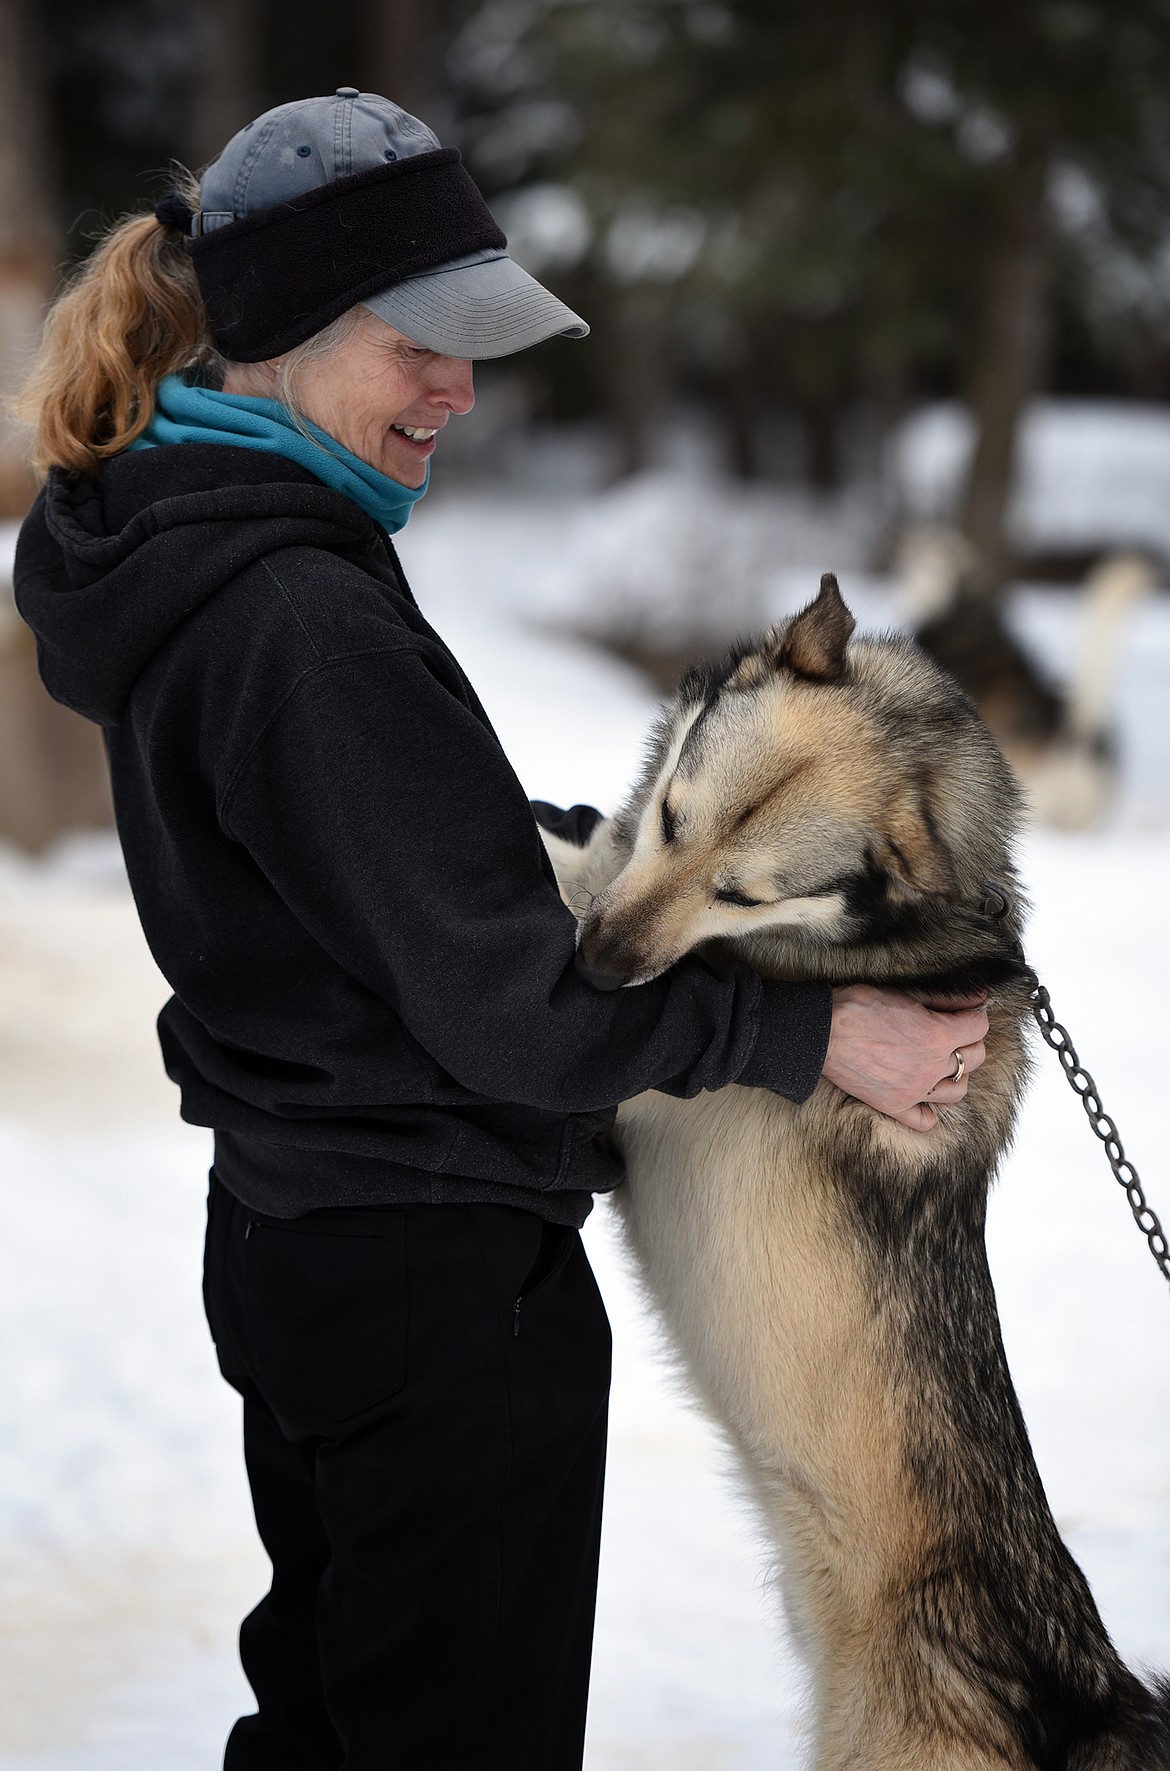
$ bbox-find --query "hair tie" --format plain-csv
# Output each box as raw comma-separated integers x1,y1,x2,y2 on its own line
154,191,195,234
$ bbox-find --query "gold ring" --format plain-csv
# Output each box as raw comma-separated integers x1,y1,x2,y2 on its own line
950,1050,965,1084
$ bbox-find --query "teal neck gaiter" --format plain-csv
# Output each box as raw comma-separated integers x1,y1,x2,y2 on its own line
132,373,428,535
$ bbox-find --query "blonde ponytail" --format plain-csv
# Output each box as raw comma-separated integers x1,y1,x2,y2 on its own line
14,168,222,478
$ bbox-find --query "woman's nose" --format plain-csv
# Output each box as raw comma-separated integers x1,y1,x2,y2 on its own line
432,357,475,415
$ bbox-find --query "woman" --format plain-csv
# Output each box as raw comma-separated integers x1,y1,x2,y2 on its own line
14,89,987,1771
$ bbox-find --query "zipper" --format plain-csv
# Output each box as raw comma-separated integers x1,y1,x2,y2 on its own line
512,1223,572,1336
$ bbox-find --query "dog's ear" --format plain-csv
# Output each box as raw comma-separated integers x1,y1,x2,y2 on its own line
728,574,855,690
767,574,856,683
875,790,960,900
783,574,855,680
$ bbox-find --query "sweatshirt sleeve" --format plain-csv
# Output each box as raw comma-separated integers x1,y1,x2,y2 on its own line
221,647,831,1114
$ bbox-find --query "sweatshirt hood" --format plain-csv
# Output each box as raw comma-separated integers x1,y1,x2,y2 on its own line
14,445,385,725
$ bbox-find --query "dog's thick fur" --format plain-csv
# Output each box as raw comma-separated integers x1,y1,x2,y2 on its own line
543,577,1169,1769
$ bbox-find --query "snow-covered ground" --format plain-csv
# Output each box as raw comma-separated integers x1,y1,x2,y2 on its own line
1,479,1168,1768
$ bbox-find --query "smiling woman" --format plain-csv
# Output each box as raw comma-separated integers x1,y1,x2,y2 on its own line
11,83,995,1771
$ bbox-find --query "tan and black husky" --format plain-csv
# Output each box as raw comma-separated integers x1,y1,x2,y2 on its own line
542,576,1169,1770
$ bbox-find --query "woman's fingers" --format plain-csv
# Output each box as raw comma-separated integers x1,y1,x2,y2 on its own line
924,1079,967,1106
823,986,993,1131
893,1101,939,1131
919,989,988,1011
962,1039,987,1074
925,1003,990,1053
925,1039,987,1098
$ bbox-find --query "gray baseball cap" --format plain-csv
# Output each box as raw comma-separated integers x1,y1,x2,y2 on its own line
198,88,588,360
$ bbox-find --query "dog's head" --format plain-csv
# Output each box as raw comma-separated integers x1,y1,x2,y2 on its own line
576,575,1022,989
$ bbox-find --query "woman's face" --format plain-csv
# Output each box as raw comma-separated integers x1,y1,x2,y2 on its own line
230,310,476,488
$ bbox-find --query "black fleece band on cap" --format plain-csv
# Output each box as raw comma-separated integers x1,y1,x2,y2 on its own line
187,149,507,361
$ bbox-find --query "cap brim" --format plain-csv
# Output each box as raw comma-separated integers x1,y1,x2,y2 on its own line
365,252,588,360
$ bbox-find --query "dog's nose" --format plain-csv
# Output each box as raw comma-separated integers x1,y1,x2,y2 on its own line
574,949,628,991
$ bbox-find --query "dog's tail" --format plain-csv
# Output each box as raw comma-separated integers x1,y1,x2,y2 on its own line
1069,1672,1170,1769
1026,551,1157,829
893,523,976,626
1060,552,1156,745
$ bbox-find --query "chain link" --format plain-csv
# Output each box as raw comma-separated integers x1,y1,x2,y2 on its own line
1027,975,1170,1296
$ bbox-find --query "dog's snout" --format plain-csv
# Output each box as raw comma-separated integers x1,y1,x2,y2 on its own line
574,948,629,991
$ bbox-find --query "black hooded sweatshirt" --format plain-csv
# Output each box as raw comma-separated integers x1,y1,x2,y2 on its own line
15,445,832,1225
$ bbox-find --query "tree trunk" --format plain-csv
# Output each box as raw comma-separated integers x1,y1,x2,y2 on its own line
600,287,670,479
361,0,430,114
0,0,113,847
0,626,113,851
797,395,841,492
0,0,58,517
958,141,1052,601
189,0,264,169
721,352,762,481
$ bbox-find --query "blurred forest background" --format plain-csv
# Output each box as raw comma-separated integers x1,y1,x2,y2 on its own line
5,0,1170,527
2,0,1170,844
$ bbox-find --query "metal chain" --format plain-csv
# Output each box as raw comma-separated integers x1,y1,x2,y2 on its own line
1027,974,1170,1296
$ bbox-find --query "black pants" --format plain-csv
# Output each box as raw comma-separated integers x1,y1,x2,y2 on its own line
202,1177,612,1770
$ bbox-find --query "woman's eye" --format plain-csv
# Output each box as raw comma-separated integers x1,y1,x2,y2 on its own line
714,889,763,909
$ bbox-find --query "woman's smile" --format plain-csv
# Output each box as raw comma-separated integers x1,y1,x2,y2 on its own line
224,308,474,488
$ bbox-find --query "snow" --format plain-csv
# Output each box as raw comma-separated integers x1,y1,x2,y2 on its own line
893,399,1170,561
1,478,1168,1767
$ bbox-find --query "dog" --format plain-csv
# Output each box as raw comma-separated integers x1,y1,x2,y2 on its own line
542,575,1170,1769
896,525,1156,830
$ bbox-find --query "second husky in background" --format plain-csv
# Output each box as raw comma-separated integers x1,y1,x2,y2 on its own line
543,576,1170,1769
896,526,1156,830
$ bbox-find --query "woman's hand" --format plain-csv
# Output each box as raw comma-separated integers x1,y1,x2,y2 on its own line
822,984,989,1131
